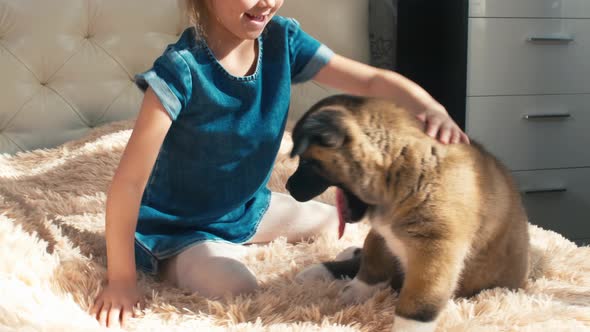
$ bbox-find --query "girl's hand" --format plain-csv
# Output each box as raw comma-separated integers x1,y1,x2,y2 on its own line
90,280,143,329
415,104,470,145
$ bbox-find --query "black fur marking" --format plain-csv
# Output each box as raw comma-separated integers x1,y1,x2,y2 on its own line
291,110,347,158
431,146,437,157
323,255,361,279
291,136,310,158
390,271,404,291
305,94,367,115
290,94,367,157
386,171,392,187
399,146,408,158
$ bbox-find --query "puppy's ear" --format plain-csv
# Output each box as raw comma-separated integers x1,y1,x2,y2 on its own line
291,110,347,158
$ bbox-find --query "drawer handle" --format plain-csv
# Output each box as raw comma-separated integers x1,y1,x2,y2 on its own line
527,34,574,43
523,113,571,120
523,187,567,194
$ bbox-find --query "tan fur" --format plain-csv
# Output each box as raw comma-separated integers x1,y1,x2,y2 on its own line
291,95,530,327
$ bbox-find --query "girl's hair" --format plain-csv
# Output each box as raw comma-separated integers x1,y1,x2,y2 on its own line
185,0,207,37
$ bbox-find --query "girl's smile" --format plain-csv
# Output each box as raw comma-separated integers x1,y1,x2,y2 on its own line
244,12,268,22
243,12,269,28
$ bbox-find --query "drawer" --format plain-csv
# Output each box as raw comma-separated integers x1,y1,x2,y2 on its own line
466,94,590,171
512,167,590,243
470,0,590,18
467,18,590,96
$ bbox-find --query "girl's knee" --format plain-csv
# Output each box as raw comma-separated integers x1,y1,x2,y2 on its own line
224,272,258,296
202,270,258,298
180,257,258,298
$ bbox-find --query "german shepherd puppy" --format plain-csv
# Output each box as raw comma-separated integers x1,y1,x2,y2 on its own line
286,95,530,332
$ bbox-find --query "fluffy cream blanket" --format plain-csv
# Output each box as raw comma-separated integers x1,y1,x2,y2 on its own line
1,120,589,332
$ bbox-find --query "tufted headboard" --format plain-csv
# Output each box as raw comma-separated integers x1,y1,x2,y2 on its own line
0,0,369,154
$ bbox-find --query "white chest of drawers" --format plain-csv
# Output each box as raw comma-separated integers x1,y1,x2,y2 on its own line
466,0,590,245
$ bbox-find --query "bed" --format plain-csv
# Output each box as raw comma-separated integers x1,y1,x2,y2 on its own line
1,0,589,331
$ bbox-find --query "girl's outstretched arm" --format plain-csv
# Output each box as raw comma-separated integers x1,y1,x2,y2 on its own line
312,54,469,144
90,87,173,328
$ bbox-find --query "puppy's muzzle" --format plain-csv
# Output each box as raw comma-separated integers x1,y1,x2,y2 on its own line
286,160,332,202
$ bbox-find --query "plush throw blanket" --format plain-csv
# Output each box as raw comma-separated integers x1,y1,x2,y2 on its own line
1,120,589,331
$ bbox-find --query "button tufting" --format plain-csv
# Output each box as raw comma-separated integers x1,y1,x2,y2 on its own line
0,3,186,154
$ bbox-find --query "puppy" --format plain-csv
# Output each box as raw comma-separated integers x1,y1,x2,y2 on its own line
286,95,530,332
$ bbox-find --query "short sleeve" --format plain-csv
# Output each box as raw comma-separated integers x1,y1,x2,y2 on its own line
287,18,335,84
134,50,193,121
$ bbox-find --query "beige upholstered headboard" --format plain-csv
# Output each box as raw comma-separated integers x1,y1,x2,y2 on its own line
0,0,369,154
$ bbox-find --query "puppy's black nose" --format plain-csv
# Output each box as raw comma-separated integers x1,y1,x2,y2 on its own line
285,176,307,202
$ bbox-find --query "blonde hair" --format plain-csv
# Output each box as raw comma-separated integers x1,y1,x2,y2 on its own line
185,0,208,38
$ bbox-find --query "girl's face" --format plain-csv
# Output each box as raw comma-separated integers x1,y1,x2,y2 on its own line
204,0,284,41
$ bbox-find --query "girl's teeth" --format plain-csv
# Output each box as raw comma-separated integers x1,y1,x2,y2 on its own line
247,14,264,21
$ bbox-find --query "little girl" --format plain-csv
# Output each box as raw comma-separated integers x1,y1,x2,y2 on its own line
91,0,469,328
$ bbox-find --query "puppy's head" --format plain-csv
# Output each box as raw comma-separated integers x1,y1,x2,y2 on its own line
286,95,411,223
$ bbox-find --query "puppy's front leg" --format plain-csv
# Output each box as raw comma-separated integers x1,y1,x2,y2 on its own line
392,239,469,332
340,231,402,304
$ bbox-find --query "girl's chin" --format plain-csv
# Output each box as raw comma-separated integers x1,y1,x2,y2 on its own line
239,29,265,40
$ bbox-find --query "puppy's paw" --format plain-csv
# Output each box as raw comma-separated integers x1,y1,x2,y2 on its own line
295,264,335,283
334,246,362,261
339,277,387,305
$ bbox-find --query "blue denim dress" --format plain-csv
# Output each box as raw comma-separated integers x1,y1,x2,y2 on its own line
132,16,334,275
